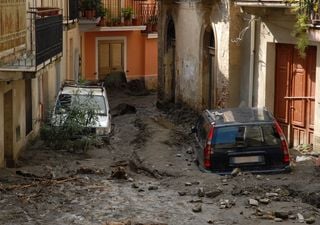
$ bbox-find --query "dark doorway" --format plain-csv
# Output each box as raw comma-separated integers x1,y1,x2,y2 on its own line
202,26,215,109
165,17,176,102
25,79,33,135
4,90,14,167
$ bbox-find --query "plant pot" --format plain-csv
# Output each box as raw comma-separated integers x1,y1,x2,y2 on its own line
85,9,96,19
36,7,60,17
124,18,132,26
152,24,158,32
146,23,153,33
132,18,138,26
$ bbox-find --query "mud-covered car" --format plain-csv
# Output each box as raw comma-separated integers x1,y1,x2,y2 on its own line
192,107,291,174
52,81,112,137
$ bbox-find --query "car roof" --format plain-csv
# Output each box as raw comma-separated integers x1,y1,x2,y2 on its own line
60,85,106,96
206,107,274,125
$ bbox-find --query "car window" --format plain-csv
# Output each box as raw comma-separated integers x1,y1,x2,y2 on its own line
212,124,281,148
55,94,107,115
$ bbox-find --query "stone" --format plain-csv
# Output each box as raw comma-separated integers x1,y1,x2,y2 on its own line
192,181,200,185
256,175,262,179
231,168,241,176
192,204,202,213
266,192,278,198
185,182,192,186
258,198,270,204
205,190,222,198
189,199,203,203
297,213,304,223
305,216,316,224
148,185,158,191
248,198,259,206
176,154,182,157
127,177,134,182
274,211,289,220
197,188,205,197
178,191,186,196
274,218,283,222
131,183,139,189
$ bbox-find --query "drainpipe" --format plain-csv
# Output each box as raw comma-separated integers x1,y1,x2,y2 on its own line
248,15,255,107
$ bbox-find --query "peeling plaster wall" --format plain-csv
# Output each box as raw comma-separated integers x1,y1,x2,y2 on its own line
159,0,242,110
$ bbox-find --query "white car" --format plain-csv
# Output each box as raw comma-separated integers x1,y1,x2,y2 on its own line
52,81,112,137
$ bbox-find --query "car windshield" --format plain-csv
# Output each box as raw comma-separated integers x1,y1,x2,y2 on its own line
55,94,107,115
212,124,281,148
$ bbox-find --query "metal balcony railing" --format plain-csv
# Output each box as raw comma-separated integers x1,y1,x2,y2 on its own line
0,7,63,72
68,0,79,21
79,0,158,28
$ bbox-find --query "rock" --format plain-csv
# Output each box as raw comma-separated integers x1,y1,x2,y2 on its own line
192,181,200,185
248,198,259,206
266,192,278,198
197,188,205,197
112,103,136,116
192,204,202,213
148,185,158,191
207,219,214,224
205,190,222,198
305,216,316,224
219,199,234,209
256,175,262,179
274,218,283,222
185,182,192,186
131,183,139,189
274,211,289,220
127,177,134,182
258,198,270,204
178,191,186,196
289,214,296,220
297,213,304,223
231,168,241,176
110,166,128,179
189,199,203,203
186,148,193,154
176,154,182,157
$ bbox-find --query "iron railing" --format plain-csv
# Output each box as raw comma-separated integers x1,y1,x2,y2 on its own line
35,15,63,65
68,0,79,21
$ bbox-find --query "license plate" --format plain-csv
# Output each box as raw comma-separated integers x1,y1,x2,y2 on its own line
231,156,263,164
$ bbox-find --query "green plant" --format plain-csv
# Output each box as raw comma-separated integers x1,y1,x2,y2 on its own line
291,0,319,57
121,7,133,20
40,92,102,152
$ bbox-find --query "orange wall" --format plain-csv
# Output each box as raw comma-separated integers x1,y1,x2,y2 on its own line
144,37,158,76
83,30,157,80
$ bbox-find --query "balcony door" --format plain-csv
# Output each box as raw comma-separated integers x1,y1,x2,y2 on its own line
98,40,124,81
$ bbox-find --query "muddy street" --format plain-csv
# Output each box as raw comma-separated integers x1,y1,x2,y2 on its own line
0,89,320,225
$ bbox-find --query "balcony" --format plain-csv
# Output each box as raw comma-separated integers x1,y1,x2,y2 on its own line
79,0,158,33
0,8,63,72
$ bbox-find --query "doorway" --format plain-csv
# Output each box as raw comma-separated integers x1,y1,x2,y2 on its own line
165,18,176,102
202,26,215,109
98,40,124,81
4,90,14,167
274,44,316,146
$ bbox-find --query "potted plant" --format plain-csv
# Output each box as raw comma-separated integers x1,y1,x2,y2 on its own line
147,15,158,32
81,0,99,19
121,7,133,25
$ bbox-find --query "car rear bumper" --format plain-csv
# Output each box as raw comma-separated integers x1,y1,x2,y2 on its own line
199,164,291,175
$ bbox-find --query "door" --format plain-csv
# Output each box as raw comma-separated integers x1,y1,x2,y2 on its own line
98,40,124,81
274,44,316,146
4,90,14,167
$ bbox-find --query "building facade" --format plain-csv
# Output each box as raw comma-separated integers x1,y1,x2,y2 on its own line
79,0,158,89
235,0,320,151
158,0,243,109
0,0,79,167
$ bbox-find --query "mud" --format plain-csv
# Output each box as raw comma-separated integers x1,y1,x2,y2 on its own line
0,89,320,225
